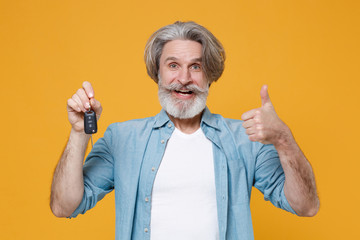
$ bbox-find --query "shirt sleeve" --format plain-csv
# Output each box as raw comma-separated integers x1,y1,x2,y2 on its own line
253,143,298,215
69,125,115,218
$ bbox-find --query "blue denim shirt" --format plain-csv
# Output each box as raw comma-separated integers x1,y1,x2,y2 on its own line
70,107,296,240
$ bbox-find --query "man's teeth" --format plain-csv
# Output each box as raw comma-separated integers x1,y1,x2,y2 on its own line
176,90,192,94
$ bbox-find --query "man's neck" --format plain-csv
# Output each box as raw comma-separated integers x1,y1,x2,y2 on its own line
167,112,203,134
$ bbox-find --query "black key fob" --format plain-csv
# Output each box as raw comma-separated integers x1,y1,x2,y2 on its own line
84,109,97,134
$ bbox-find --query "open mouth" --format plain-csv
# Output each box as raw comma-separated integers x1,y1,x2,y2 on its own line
175,90,193,95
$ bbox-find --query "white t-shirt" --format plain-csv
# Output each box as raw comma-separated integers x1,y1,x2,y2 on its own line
150,127,219,240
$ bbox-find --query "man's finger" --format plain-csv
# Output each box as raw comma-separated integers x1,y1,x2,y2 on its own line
72,93,87,112
241,109,258,121
242,119,255,129
248,134,257,142
90,98,102,116
76,88,91,111
260,85,271,106
67,98,81,112
245,127,256,136
82,81,94,99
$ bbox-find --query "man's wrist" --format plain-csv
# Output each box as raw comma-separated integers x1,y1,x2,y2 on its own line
69,128,91,147
272,124,296,151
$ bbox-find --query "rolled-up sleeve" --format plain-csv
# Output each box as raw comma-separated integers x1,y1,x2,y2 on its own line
69,125,115,218
253,143,297,215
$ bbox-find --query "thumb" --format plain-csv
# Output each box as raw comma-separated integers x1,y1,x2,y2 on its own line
90,98,103,118
260,85,272,106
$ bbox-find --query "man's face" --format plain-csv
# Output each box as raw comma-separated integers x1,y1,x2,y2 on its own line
158,40,209,119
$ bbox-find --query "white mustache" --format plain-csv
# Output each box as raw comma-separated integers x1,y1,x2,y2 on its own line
161,82,208,94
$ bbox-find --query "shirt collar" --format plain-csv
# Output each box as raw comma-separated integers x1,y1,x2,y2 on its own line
201,106,220,130
153,106,220,130
153,109,171,129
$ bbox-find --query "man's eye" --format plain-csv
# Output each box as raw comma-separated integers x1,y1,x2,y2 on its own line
191,64,201,70
169,63,178,68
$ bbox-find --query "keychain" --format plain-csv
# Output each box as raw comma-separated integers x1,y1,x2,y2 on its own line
84,107,97,147
84,108,97,134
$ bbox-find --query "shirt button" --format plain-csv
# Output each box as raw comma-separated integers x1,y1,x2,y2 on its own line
151,167,155,172
167,123,172,128
161,139,165,144
145,197,149,202
222,195,225,200
144,228,149,233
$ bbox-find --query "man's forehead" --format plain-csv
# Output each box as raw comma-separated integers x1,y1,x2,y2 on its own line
161,40,203,62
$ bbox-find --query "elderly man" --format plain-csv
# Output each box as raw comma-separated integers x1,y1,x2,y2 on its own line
50,21,319,240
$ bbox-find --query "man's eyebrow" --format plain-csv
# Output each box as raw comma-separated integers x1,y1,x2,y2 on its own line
164,57,178,62
191,57,202,62
164,57,202,62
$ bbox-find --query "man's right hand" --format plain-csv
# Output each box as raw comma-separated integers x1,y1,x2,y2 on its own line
67,81,102,133
51,81,102,218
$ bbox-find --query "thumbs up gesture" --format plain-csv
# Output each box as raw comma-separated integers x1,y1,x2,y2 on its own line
241,85,289,145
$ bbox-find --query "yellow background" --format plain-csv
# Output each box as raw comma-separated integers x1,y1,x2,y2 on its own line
1,0,359,239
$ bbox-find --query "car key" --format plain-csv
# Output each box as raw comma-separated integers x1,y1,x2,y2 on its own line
84,108,98,134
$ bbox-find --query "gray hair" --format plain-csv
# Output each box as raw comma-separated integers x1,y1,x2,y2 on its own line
144,21,226,84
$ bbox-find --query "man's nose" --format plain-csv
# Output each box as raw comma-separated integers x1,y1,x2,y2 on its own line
177,68,192,85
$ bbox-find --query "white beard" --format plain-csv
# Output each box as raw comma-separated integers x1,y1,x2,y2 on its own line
158,77,209,119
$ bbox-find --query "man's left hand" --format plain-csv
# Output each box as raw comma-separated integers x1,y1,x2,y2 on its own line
241,85,290,145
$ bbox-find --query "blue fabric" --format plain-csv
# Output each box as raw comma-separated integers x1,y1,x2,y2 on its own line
70,107,296,240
